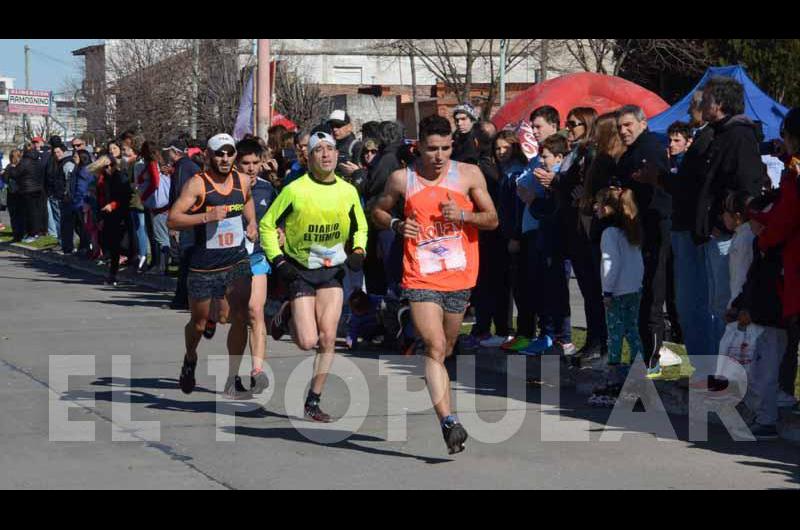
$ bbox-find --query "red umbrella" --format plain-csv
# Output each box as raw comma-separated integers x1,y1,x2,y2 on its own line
492,72,669,130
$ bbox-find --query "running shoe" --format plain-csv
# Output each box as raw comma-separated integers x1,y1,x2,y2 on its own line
105,276,118,287
179,355,197,394
270,301,291,341
520,335,553,356
578,341,605,360
304,402,332,423
441,417,468,455
223,375,251,400
203,320,216,340
250,369,270,395
479,335,514,348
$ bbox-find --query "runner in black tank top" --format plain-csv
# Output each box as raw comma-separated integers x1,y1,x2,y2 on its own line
189,170,249,271
167,133,258,397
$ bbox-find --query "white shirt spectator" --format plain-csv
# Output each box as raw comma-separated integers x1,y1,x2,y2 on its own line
728,221,755,308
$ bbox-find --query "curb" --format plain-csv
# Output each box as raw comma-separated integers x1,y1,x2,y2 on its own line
1,242,177,293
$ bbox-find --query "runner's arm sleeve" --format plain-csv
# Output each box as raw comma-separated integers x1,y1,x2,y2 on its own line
349,187,369,252
259,186,294,262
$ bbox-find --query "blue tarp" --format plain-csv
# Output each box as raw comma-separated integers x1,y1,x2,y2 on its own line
648,65,788,141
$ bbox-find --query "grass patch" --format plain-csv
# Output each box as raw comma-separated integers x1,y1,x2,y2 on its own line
18,235,59,249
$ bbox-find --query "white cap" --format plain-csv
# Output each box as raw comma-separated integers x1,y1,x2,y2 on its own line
308,131,336,153
208,133,236,152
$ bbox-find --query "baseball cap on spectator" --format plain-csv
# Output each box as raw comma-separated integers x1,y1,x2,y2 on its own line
453,103,479,122
327,110,351,128
207,133,236,152
308,131,336,153
32,136,44,143
162,138,188,154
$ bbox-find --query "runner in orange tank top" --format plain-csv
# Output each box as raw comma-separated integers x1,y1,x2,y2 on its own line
373,115,498,455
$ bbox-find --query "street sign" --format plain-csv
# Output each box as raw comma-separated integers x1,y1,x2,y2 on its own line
8,89,51,115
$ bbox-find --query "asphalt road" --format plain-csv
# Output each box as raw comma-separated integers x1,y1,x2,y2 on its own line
1,250,798,489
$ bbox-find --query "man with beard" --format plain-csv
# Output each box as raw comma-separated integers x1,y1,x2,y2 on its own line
167,133,258,399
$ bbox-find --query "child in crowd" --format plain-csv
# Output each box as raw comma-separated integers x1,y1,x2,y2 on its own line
727,197,786,440
723,191,756,312
589,186,644,405
521,135,575,356
347,289,385,350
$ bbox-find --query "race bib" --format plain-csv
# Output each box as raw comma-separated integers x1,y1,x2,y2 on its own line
308,243,347,269
206,215,244,250
416,236,466,275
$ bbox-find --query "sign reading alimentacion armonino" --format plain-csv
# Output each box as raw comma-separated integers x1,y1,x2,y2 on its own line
8,89,51,115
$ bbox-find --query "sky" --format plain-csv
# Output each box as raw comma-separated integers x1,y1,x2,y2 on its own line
0,39,101,95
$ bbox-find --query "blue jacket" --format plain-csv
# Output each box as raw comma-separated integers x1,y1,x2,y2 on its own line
248,176,277,257
497,159,526,240
516,156,546,234
69,166,94,211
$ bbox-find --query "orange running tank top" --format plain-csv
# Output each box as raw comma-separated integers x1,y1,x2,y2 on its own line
401,160,479,291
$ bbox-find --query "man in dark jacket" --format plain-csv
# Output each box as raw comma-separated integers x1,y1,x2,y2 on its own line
10,145,47,241
44,138,69,240
361,121,405,295
665,91,717,364
327,110,362,180
615,105,672,372
695,77,767,352
451,103,480,164
164,138,201,309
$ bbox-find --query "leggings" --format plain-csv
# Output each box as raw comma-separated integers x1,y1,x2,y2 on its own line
102,211,127,279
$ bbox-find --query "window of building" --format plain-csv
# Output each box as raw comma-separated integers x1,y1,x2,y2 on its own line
333,66,362,85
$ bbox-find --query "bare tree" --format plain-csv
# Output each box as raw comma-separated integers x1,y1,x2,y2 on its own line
196,39,249,138
562,39,709,77
106,39,194,145
273,54,330,131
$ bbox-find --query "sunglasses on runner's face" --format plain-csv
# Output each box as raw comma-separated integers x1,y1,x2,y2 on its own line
366,149,378,155
566,120,584,129
214,148,236,158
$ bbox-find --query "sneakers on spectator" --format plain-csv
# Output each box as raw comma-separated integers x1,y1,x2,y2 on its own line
509,337,532,352
520,335,553,356
560,342,578,357
750,423,779,440
479,335,513,348
461,333,490,350
22,236,38,244
578,341,605,360
501,336,528,351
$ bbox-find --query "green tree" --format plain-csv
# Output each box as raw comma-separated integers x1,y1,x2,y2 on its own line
706,39,800,107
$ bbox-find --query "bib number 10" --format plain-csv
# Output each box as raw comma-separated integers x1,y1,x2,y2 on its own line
217,232,235,247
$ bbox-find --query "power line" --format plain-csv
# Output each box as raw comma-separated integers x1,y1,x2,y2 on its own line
28,47,79,69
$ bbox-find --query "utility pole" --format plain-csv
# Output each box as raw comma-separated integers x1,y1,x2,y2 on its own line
499,39,507,106
409,51,420,138
256,39,271,138
24,44,30,139
190,39,199,139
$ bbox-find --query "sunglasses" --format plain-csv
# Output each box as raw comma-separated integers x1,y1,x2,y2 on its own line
214,149,236,158
72,143,84,149
366,149,378,155
566,120,585,129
